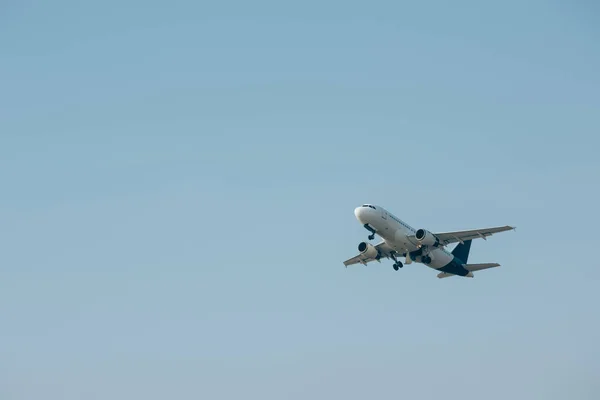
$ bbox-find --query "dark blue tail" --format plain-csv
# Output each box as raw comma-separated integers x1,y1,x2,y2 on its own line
451,240,472,264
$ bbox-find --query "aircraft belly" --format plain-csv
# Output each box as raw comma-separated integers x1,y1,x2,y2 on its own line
386,239,417,253
427,249,453,269
436,259,470,276
391,229,417,251
371,220,420,254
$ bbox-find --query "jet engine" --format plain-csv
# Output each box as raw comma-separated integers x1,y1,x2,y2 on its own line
358,241,378,258
415,229,440,246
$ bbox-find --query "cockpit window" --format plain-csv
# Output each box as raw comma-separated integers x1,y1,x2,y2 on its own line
361,204,376,209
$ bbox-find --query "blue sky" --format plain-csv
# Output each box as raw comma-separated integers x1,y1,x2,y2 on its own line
1,1,599,399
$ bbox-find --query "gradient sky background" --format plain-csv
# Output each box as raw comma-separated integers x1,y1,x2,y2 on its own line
2,1,599,399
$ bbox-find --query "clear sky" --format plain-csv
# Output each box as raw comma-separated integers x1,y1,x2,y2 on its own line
1,1,599,399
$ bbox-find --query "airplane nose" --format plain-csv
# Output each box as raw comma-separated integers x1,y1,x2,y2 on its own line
354,207,365,222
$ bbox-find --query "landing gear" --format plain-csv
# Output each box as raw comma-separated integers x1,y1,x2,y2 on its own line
422,255,432,264
390,251,403,271
363,224,377,241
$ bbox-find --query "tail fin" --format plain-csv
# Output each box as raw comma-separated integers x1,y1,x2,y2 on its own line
451,239,472,264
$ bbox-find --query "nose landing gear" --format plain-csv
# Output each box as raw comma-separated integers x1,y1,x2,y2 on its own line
363,224,377,240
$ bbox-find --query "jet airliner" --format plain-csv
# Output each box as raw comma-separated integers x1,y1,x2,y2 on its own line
343,204,515,278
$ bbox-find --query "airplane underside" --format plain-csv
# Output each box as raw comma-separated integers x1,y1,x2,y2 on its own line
358,229,496,278
343,203,514,279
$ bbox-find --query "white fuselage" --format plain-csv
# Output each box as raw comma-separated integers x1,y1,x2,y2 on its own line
354,204,454,270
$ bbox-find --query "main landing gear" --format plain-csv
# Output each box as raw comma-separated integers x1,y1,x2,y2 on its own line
390,252,403,271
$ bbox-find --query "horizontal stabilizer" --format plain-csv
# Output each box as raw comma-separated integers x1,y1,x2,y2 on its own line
437,271,474,279
464,263,500,272
438,264,499,278
437,272,456,279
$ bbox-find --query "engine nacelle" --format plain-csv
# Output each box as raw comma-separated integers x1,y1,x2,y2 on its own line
358,241,379,258
415,229,440,246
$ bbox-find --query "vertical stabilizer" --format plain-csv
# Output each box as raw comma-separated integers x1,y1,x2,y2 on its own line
451,239,472,264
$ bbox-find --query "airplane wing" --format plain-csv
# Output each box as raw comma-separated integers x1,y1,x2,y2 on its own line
343,241,397,267
430,225,515,246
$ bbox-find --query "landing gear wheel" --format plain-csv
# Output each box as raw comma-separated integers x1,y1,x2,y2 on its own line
397,262,403,268
393,264,399,271
368,234,375,240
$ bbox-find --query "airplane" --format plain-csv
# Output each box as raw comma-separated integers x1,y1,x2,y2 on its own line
342,204,515,279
